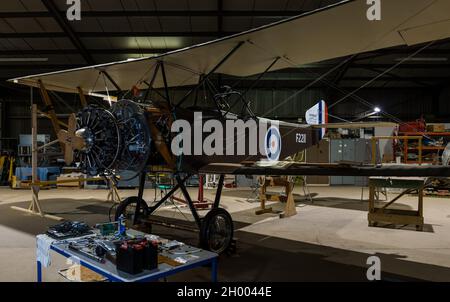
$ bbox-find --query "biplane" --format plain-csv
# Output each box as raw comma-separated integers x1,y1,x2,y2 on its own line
10,0,450,253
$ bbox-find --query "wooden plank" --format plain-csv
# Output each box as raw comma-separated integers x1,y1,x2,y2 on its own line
77,87,88,108
158,255,182,267
11,104,63,221
32,177,103,186
381,188,415,210
255,176,273,215
369,178,425,188
38,80,65,150
31,104,43,216
312,122,397,129
31,104,38,186
280,182,297,218
36,110,68,128
10,206,63,221
264,193,287,202
368,212,423,226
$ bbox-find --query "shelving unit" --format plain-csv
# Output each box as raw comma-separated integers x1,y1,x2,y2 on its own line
396,132,450,164
17,134,50,167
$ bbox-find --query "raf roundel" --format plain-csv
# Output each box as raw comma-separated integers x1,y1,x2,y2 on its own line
265,126,282,161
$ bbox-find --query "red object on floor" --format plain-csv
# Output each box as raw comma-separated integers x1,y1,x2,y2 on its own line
172,175,212,209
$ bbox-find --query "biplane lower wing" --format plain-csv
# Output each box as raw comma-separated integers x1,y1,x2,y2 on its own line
199,162,450,177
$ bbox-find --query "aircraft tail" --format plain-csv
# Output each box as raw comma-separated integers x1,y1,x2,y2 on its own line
305,100,328,139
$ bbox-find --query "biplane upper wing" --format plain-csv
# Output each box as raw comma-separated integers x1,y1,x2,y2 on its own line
9,0,450,94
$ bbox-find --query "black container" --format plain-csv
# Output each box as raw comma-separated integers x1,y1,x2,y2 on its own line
116,245,144,275
143,242,158,270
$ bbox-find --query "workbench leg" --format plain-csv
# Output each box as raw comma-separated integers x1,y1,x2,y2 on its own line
369,184,375,212
280,183,297,218
418,187,424,231
211,258,218,282
368,183,375,227
259,179,266,210
255,177,273,215
37,260,42,282
418,187,424,218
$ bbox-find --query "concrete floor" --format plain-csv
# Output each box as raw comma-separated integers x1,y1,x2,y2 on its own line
0,185,449,282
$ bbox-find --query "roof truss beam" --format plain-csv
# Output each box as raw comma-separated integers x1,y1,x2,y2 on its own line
0,10,307,18
41,0,94,65
0,48,175,55
0,32,238,38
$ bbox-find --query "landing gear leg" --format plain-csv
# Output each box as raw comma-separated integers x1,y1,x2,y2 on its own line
132,171,147,225
176,174,202,228
115,174,189,228
213,175,225,209
176,174,234,254
116,173,234,254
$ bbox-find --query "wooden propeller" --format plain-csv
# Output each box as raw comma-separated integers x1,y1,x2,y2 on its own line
57,113,85,164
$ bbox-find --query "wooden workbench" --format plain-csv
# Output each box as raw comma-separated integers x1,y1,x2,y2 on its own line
368,177,426,231
256,176,297,218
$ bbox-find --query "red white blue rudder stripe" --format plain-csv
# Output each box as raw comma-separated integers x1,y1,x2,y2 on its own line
305,100,328,139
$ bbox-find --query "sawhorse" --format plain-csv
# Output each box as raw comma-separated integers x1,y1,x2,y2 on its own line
256,176,297,218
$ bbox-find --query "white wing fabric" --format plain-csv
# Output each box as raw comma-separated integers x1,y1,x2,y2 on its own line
10,0,450,94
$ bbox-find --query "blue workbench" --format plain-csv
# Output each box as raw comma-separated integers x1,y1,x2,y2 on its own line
16,167,61,181
37,234,218,282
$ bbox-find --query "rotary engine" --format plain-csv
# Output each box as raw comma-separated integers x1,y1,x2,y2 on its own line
60,100,153,180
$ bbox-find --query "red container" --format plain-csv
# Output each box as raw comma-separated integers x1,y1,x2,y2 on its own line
399,118,426,133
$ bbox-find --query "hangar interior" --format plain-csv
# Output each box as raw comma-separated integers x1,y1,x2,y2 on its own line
1,0,450,282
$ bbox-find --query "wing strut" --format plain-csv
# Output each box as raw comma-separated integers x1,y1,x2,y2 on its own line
242,56,280,97
176,41,245,108
100,70,122,93
160,61,172,108
143,62,161,100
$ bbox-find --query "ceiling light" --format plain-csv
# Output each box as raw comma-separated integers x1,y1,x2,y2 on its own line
126,55,157,61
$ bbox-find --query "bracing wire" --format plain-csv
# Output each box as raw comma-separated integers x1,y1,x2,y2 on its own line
101,73,112,107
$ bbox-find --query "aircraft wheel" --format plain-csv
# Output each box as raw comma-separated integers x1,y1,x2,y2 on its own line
200,208,234,254
114,196,150,227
